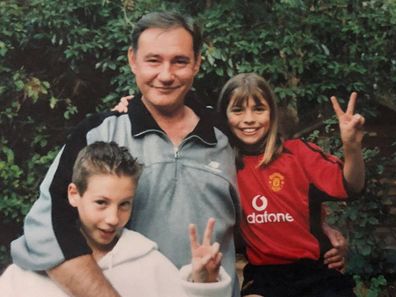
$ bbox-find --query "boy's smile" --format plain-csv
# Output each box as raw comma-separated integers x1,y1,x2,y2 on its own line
68,174,136,254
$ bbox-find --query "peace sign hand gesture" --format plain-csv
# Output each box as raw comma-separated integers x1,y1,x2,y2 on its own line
189,218,222,283
330,92,365,148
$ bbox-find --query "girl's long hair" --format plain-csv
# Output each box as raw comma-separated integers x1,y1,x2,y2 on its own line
217,73,283,167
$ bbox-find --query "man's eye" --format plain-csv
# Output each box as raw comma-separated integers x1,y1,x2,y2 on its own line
174,58,189,65
95,200,106,206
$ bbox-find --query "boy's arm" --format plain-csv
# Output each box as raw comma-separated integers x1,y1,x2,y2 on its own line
179,266,232,297
189,218,222,283
331,92,365,193
48,255,120,297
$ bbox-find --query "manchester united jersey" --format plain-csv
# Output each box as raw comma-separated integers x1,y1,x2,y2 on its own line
238,139,349,265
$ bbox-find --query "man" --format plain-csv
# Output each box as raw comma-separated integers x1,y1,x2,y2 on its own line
11,11,240,297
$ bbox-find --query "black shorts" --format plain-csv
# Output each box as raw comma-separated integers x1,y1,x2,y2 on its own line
241,259,356,297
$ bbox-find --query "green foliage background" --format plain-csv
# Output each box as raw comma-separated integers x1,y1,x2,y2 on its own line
1,0,395,295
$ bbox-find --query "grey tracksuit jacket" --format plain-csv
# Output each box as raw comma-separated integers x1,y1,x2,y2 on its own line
11,93,240,295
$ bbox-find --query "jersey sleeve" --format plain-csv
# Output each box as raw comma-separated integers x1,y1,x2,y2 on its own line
296,140,348,200
10,114,113,271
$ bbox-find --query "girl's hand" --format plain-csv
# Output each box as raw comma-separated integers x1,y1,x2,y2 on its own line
111,95,134,113
189,218,222,283
330,92,365,148
322,223,348,272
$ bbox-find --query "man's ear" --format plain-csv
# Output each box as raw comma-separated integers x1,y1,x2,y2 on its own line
193,54,202,76
128,47,137,74
68,183,80,208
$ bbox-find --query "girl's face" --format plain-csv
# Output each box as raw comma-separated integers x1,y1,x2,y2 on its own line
226,95,271,149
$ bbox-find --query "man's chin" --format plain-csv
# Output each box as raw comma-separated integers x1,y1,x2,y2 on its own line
143,95,184,110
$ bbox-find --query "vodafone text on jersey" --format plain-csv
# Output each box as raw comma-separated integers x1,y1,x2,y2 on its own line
247,195,294,224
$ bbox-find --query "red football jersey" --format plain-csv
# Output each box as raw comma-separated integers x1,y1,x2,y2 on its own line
238,139,348,265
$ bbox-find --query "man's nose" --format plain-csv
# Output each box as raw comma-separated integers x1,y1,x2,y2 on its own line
157,63,174,82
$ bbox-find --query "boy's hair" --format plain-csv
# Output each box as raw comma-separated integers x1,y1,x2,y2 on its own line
217,73,283,167
72,141,142,195
131,11,202,58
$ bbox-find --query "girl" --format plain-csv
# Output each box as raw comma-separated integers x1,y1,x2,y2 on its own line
217,73,365,297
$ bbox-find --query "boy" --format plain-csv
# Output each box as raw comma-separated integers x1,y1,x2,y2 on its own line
0,142,231,296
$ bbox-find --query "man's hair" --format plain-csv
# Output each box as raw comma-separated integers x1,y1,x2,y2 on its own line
131,11,202,58
72,141,142,195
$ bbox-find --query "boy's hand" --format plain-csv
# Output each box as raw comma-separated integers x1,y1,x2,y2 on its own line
189,218,222,283
111,95,134,113
330,92,365,148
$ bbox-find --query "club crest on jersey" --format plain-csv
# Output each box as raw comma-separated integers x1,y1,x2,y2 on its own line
269,172,284,192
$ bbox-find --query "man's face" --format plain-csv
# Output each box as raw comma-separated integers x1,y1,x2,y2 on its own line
68,174,136,253
128,27,201,115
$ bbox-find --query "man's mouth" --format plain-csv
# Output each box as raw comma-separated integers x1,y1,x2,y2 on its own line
152,85,180,91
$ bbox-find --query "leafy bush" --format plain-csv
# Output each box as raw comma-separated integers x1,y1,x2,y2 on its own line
1,1,395,295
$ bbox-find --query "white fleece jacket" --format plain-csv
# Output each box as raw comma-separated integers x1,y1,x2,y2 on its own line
0,230,231,297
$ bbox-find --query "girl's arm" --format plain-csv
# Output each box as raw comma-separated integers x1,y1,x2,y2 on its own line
331,92,365,193
112,95,133,113
322,222,348,272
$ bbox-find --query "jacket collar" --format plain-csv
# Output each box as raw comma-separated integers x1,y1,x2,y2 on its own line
128,92,217,145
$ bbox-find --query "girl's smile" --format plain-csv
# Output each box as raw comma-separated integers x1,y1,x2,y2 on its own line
226,95,271,149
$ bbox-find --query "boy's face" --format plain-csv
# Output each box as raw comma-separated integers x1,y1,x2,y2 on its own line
128,27,201,115
68,174,136,252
